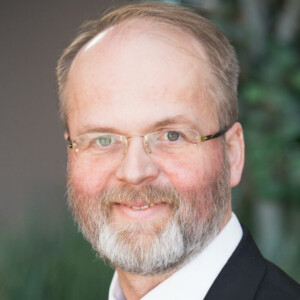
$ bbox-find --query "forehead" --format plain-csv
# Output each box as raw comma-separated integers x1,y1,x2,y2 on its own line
66,19,217,135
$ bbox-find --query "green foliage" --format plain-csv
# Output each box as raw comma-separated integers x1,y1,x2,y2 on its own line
240,42,300,203
0,211,113,300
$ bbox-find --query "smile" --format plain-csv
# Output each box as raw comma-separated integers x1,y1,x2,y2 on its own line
114,202,159,209
112,202,170,222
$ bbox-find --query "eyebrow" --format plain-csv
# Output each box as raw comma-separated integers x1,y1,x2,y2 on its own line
151,115,198,130
78,126,123,135
78,115,199,136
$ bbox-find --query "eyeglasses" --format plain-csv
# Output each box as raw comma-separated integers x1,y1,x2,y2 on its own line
67,127,229,165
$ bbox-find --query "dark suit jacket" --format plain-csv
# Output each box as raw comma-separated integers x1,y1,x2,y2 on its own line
205,225,300,300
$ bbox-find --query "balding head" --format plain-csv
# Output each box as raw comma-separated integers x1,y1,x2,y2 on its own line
56,2,239,131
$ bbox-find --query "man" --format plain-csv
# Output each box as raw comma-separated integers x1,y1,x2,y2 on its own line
56,2,299,299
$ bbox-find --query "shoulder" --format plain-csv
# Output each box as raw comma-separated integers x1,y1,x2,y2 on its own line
204,224,300,300
255,259,300,299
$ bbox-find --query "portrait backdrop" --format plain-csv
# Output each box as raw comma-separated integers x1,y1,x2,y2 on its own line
1,0,299,299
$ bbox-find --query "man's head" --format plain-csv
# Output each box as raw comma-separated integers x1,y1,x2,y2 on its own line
57,2,244,275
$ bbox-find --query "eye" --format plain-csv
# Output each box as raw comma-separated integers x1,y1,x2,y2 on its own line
166,131,180,141
96,135,114,147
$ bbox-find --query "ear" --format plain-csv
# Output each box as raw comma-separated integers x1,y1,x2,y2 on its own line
225,122,245,188
64,132,69,141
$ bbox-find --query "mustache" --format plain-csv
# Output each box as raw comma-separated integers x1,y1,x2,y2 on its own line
98,185,183,211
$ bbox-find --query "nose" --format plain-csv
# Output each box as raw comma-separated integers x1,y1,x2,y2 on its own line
115,137,160,185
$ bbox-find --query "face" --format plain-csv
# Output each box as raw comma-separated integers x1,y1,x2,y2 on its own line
65,22,232,275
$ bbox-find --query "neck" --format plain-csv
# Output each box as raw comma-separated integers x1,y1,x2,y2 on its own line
116,269,174,300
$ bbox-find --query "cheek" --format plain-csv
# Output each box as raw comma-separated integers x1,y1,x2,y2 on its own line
68,154,113,196
160,145,224,192
160,157,204,192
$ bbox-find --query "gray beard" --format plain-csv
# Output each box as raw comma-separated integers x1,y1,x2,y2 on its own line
67,153,231,275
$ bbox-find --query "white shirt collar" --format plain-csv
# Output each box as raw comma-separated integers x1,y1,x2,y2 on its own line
109,213,242,300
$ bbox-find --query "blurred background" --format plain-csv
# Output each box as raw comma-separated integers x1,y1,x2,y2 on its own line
0,0,299,299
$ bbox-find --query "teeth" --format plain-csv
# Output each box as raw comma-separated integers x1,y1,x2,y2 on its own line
130,204,156,210
131,205,149,210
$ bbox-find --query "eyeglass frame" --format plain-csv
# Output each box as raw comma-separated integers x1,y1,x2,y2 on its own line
66,126,230,157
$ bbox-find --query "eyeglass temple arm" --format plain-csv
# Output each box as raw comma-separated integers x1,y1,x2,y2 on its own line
67,136,73,149
199,127,229,142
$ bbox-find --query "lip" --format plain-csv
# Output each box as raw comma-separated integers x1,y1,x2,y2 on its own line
114,202,158,209
112,202,170,222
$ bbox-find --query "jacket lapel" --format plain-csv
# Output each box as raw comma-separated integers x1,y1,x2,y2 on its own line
204,225,266,300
